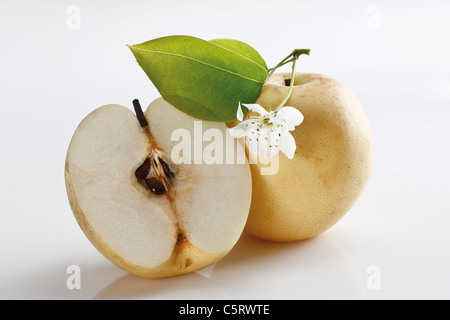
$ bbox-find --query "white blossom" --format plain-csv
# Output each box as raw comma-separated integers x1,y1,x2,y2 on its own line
228,103,304,159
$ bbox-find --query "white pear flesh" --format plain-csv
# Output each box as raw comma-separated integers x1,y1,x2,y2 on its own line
240,72,374,242
65,98,251,278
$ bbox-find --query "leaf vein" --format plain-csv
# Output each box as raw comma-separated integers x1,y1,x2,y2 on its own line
208,41,267,71
130,46,265,84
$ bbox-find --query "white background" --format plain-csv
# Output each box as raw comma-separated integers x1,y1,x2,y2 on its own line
1,0,449,299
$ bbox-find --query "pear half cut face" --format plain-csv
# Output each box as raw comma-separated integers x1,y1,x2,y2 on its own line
65,98,252,278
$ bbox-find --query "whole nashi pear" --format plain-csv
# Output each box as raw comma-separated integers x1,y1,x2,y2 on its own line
243,72,374,241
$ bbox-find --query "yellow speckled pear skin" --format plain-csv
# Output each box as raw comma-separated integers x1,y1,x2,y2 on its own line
242,72,374,241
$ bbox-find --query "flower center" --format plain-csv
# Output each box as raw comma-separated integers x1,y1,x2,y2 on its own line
250,112,280,128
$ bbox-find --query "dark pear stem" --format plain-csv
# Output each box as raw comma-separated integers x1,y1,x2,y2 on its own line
132,99,148,128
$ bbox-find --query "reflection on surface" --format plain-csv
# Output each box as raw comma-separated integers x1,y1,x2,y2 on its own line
211,233,366,299
93,232,366,299
94,268,230,300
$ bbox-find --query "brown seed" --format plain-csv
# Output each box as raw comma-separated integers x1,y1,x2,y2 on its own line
144,177,166,195
159,158,175,179
135,158,150,179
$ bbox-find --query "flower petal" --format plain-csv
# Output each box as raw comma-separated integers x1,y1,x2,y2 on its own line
245,126,282,159
242,103,269,116
279,131,296,159
228,120,257,138
236,102,244,121
270,106,304,131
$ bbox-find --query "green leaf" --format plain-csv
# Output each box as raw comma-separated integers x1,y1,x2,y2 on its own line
209,38,268,70
128,35,268,121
